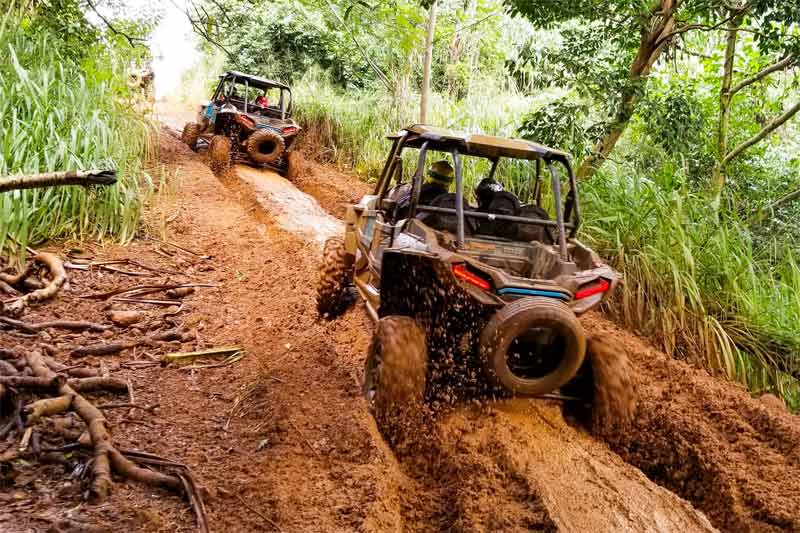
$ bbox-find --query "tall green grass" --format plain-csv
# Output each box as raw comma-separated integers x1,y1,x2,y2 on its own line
291,74,800,408
0,12,152,261
581,174,800,406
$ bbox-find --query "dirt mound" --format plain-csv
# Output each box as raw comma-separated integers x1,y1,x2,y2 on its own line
285,151,371,218
583,314,800,531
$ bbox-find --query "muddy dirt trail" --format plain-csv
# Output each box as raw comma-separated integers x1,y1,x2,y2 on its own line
3,125,799,532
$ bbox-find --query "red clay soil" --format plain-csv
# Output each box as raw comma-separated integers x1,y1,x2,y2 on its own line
1,127,797,532
582,315,800,532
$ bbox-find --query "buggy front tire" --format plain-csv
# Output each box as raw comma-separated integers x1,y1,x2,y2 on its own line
208,135,231,173
363,316,427,438
182,122,200,151
316,238,354,318
480,297,586,395
247,129,285,165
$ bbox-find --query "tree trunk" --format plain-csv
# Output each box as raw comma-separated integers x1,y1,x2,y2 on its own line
576,2,677,179
420,0,437,124
711,12,743,198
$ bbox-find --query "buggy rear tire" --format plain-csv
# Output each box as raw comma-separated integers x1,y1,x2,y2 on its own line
246,129,285,165
181,122,200,151
581,334,637,435
480,297,585,395
364,316,427,438
208,135,231,173
316,238,354,318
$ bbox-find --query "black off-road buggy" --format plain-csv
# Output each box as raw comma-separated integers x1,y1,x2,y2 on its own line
316,125,634,432
181,71,300,175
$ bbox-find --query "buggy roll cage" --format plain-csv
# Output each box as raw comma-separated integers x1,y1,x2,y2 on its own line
373,127,581,260
212,71,293,120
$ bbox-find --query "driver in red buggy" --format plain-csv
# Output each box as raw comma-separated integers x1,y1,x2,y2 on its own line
255,94,268,107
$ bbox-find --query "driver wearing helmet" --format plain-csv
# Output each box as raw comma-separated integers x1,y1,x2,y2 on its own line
390,159,455,220
474,177,504,211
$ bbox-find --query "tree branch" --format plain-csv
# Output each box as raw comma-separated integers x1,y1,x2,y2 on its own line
84,0,147,49
722,100,800,166
730,55,796,95
323,0,393,93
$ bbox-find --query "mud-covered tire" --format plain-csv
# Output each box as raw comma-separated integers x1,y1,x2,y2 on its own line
181,122,200,151
316,238,354,318
480,297,586,395
584,334,637,435
364,316,427,436
246,129,285,165
208,135,231,173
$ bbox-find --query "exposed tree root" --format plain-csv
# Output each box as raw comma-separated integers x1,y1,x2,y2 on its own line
0,349,207,531
25,394,74,423
68,377,129,394
0,316,110,333
2,253,68,317
70,329,183,358
0,375,65,390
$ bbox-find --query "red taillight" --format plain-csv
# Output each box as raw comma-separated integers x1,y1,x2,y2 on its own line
453,264,491,291
282,125,298,135
236,115,256,129
575,278,611,299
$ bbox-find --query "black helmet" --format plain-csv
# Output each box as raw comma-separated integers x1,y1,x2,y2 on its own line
475,177,503,208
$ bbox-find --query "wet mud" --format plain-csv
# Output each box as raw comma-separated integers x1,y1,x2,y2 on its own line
9,124,796,531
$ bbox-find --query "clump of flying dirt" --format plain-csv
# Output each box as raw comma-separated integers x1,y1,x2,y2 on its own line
584,314,800,532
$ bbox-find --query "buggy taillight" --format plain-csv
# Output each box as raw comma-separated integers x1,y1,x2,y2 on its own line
236,115,256,129
282,126,298,135
575,278,610,299
453,264,491,291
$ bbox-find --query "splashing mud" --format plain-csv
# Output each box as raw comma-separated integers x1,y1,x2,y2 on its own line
585,315,800,532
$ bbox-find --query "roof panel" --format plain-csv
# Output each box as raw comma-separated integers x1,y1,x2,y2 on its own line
225,71,291,91
402,124,570,162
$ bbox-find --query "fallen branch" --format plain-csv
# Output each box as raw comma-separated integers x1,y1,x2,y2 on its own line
0,317,110,333
0,170,116,192
80,283,216,300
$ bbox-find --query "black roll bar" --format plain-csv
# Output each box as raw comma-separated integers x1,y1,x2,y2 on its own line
452,150,466,247
415,206,576,230
547,161,568,259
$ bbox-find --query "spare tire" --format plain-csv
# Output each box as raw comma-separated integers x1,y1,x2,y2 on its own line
480,297,585,395
246,129,285,164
